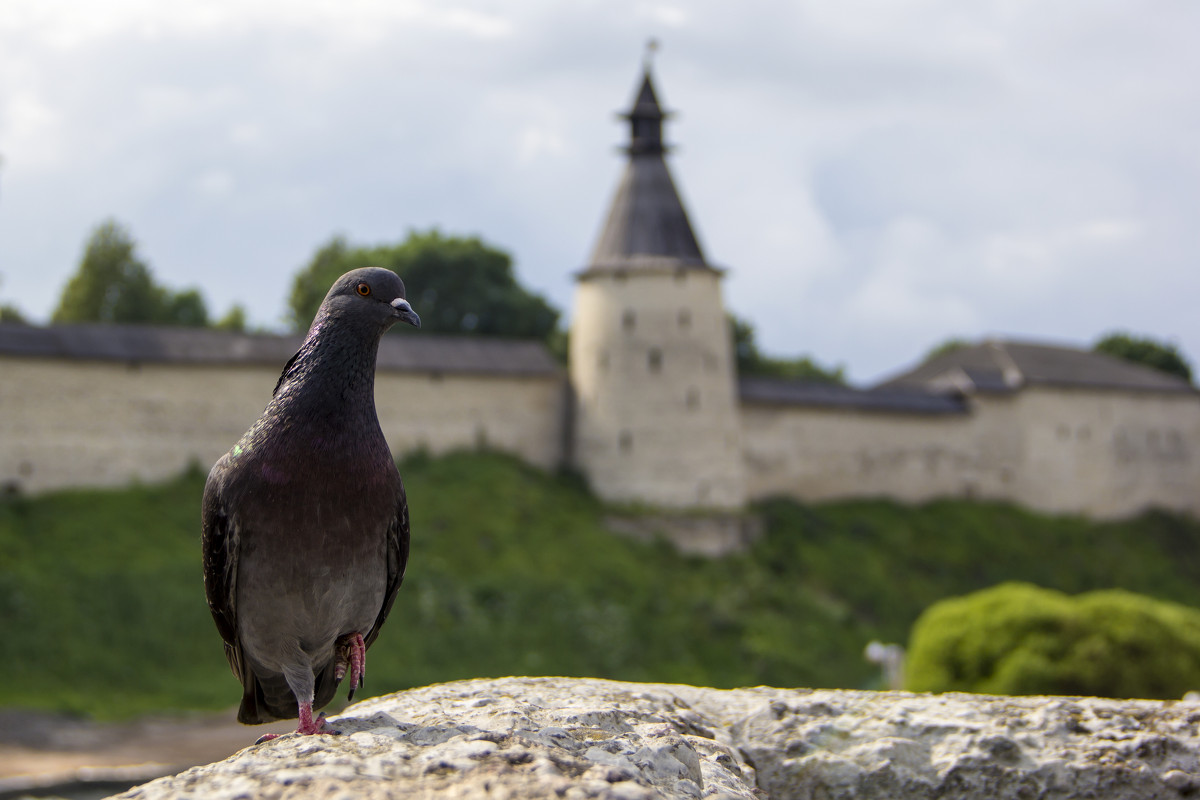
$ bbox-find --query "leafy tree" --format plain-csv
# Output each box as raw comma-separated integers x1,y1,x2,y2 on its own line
54,220,160,324
906,582,1200,699
1095,332,1192,382
288,230,560,340
0,275,26,323
52,219,209,326
164,289,209,327
215,304,248,333
729,313,844,384
923,337,970,363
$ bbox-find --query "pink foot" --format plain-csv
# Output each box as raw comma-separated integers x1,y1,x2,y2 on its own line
297,702,336,735
255,702,337,743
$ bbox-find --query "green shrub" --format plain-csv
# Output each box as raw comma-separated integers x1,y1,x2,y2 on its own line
906,582,1200,699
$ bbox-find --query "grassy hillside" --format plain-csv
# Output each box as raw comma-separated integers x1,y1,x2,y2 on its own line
2,450,1200,719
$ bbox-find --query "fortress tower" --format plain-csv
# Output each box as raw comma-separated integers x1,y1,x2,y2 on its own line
569,62,746,509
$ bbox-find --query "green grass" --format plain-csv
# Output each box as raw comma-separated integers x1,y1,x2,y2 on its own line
2,450,1200,718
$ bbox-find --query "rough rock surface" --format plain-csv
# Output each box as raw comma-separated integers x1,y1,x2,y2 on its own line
112,676,1200,799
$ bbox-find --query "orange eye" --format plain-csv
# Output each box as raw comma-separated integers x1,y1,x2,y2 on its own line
356,283,371,297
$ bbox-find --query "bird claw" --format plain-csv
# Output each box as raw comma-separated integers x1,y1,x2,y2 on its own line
336,632,367,700
313,712,341,734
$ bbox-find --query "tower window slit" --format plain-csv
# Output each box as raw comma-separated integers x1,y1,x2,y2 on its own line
648,348,662,373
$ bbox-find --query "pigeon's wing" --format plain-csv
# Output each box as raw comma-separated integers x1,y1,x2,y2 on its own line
201,459,243,680
363,480,411,650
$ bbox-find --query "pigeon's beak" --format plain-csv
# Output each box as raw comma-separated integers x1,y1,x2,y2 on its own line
390,297,421,329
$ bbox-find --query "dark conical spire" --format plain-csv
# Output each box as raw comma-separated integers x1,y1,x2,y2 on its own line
583,50,717,276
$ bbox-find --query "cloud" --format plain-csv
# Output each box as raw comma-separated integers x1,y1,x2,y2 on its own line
0,91,62,170
0,1,1197,381
194,169,236,198
635,5,689,28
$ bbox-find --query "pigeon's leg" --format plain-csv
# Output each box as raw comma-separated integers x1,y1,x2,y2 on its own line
335,632,367,700
283,662,336,736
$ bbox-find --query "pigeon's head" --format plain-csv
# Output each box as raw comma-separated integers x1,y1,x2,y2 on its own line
321,267,421,331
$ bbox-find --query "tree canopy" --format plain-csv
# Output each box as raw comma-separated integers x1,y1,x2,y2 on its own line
52,219,210,326
288,230,561,341
923,337,970,363
1094,332,1192,382
0,275,26,323
729,313,844,384
214,304,248,332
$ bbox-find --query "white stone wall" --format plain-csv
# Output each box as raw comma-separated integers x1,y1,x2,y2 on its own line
740,399,1021,505
569,268,745,509
741,387,1200,518
0,356,566,494
3,352,1196,519
1008,386,1200,518
374,370,566,471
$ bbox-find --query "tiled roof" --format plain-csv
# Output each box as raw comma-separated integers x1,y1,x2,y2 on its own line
739,376,968,414
0,323,560,377
586,156,709,272
877,339,1194,395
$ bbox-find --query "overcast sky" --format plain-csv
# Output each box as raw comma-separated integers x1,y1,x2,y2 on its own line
1,1,1196,383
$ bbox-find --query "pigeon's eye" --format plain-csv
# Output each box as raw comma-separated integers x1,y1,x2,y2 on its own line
356,283,371,297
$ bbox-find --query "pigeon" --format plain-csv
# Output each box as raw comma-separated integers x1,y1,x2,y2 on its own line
201,267,420,738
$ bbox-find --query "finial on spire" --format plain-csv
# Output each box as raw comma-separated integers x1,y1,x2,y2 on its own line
624,44,669,155
643,38,659,71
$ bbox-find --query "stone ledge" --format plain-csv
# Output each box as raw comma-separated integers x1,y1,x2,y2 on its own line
113,676,1200,799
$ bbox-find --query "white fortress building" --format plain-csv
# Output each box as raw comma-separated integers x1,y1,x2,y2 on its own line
2,65,1197,520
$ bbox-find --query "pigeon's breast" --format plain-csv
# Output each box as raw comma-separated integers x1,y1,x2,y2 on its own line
231,430,400,669
234,499,391,670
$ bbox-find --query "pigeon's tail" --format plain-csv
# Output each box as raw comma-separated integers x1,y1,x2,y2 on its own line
237,660,342,725
237,670,275,725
